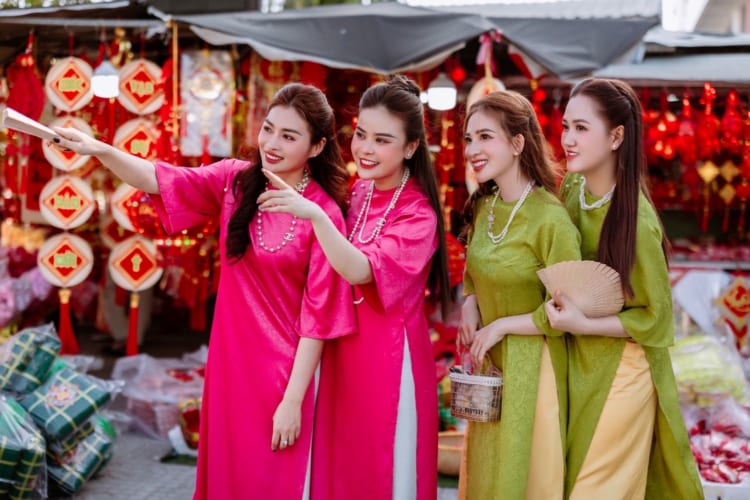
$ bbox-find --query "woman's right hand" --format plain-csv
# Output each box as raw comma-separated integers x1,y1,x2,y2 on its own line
458,294,481,347
50,126,108,156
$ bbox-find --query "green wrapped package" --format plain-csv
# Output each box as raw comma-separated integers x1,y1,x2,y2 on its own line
91,414,117,474
7,429,45,500
19,367,111,441
50,421,95,456
0,330,37,392
47,427,113,495
12,324,61,394
0,434,20,485
0,397,46,500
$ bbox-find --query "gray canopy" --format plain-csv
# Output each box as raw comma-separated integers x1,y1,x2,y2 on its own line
173,3,657,77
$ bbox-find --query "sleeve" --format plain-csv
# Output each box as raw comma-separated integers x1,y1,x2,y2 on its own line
462,227,475,296
617,209,674,348
298,204,357,340
532,207,582,337
358,201,438,313
149,159,240,234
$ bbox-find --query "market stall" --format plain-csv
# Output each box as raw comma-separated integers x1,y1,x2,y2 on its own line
1,0,749,496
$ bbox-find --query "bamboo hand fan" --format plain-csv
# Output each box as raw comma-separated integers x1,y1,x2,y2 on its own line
536,260,625,318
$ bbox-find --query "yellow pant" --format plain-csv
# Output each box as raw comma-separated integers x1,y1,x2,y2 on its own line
570,340,657,500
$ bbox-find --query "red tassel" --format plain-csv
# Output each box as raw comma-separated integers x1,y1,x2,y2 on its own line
58,289,80,355
126,292,139,356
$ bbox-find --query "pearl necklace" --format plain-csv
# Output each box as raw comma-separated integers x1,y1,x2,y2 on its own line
486,181,534,245
579,178,615,211
256,169,311,253
348,168,410,244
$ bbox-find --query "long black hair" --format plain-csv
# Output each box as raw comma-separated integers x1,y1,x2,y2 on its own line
570,78,669,297
359,75,451,309
225,83,349,261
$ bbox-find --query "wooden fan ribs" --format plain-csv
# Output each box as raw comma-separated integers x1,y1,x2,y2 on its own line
537,260,625,318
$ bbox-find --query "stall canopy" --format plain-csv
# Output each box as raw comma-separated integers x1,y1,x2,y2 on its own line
594,28,750,85
0,0,657,78
175,2,658,77
173,3,493,74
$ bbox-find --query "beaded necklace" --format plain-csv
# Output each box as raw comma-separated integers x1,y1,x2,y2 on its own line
579,178,615,211
256,169,311,253
348,168,410,244
486,181,534,245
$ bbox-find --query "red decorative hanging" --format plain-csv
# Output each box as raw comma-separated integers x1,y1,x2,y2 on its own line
696,83,720,161
652,91,678,161
299,61,328,91
720,89,744,156
6,32,44,121
675,90,697,168
125,190,168,240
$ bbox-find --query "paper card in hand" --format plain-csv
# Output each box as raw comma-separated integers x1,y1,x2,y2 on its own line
2,107,57,142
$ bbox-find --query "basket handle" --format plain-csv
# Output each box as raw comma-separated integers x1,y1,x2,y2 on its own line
456,347,500,377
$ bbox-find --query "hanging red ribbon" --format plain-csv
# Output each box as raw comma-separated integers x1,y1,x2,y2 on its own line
476,31,502,66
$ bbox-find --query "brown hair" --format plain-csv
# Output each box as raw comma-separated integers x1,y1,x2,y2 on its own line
460,90,559,241
359,75,451,308
226,83,349,261
569,77,669,297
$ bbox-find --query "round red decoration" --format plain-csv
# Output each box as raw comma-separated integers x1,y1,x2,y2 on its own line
117,59,165,115
110,183,139,232
41,116,93,172
39,175,95,229
108,236,163,292
113,118,159,160
37,232,93,288
44,57,94,112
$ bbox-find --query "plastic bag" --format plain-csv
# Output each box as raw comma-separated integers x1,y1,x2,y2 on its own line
670,335,747,406
0,395,47,499
112,353,205,439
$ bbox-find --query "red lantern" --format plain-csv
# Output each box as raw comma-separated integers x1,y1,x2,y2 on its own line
720,89,744,156
696,83,720,161
675,91,697,168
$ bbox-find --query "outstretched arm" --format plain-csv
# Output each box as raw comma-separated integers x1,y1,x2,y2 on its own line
51,127,159,194
257,169,373,285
